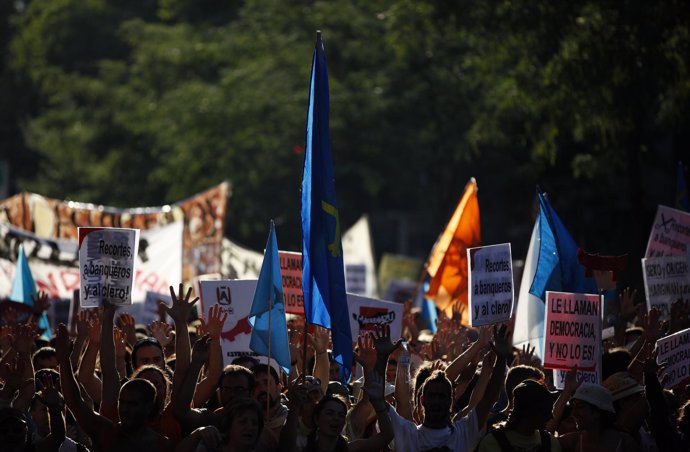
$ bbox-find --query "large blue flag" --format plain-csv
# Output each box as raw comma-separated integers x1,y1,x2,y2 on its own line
529,189,596,300
301,31,352,384
249,221,291,375
677,161,689,212
10,245,52,339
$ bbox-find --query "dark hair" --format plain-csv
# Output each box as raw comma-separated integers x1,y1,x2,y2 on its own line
219,398,264,445
602,348,632,380
420,370,452,399
312,395,348,425
132,365,171,414
505,365,545,403
253,364,280,386
220,364,256,391
32,347,56,369
231,355,259,370
132,337,164,367
413,360,447,409
120,378,158,420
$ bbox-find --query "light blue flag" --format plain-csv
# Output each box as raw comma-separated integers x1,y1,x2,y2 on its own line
10,245,52,339
529,189,597,300
677,161,689,212
301,31,353,384
249,221,291,375
420,280,438,333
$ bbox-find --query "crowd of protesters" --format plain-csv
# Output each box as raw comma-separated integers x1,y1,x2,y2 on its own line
1,283,689,452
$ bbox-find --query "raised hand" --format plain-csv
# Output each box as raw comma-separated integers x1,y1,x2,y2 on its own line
372,324,401,357
563,367,584,394
150,320,174,348
32,291,51,316
87,313,102,345
200,304,227,339
513,344,536,366
286,379,310,414
161,284,198,324
191,334,211,364
643,308,662,342
76,310,92,341
670,299,690,334
363,369,385,401
491,324,513,361
619,287,638,321
54,324,74,363
3,306,18,325
113,328,127,359
312,325,330,354
118,312,138,347
354,332,377,372
37,373,65,410
13,323,37,355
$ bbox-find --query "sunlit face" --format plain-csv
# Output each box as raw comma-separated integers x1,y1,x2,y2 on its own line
317,400,347,438
228,410,260,448
134,344,164,369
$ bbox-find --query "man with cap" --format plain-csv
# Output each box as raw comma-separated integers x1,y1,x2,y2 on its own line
476,380,560,452
603,371,657,451
558,383,639,452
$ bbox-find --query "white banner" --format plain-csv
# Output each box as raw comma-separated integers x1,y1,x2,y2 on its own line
342,215,378,297
642,256,690,320
646,205,690,257
467,243,514,327
656,327,690,389
348,294,403,341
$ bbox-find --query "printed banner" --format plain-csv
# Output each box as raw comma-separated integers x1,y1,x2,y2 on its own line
656,327,690,389
199,279,256,365
0,182,229,281
1,221,182,304
543,291,601,371
278,251,304,315
467,243,514,327
348,294,403,341
642,256,690,320
78,227,139,307
646,205,690,257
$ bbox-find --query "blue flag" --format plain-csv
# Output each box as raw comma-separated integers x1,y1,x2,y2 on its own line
529,189,596,300
249,221,291,375
677,161,689,212
301,32,352,384
10,245,52,339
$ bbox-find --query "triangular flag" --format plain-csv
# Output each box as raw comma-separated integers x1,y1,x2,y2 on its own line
10,245,52,339
249,221,291,375
425,178,480,321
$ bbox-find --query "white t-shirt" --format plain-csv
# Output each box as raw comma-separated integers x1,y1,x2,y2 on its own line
388,406,484,452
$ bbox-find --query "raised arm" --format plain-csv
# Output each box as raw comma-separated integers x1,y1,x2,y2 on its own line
160,284,198,397
350,369,393,452
350,333,378,435
546,367,583,433
457,350,494,419
445,326,491,383
171,334,214,429
71,308,90,370
10,324,37,412
99,301,120,415
312,326,331,392
34,373,66,452
192,306,226,407
78,311,103,407
475,325,511,427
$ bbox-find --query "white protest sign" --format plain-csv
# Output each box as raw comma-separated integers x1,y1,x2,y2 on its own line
553,358,601,390
544,291,601,371
199,279,256,365
642,256,690,320
348,294,403,341
656,327,690,389
467,243,514,327
278,251,304,315
78,227,139,307
646,205,690,257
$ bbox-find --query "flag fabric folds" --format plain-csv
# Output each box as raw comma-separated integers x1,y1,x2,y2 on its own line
10,245,52,339
425,178,480,321
300,32,352,383
249,221,291,375
677,161,689,212
529,189,597,300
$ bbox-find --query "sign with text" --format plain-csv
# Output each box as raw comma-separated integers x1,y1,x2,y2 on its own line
78,227,139,307
278,251,304,315
348,294,403,341
656,327,690,389
553,359,601,390
544,291,601,371
642,256,690,320
199,279,256,365
646,205,690,258
467,243,514,327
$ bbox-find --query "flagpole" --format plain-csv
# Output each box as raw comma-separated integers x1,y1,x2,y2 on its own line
267,295,272,416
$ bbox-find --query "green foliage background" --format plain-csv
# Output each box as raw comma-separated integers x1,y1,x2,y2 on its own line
3,0,689,286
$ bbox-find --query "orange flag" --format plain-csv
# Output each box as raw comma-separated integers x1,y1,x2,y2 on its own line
425,178,480,321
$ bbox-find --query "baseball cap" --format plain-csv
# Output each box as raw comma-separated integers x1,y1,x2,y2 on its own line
572,383,615,413
602,371,645,401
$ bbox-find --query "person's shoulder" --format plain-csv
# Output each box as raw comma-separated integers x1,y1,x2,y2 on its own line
475,431,501,452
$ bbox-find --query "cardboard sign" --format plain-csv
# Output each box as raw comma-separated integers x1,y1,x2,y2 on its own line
544,291,601,371
199,279,257,365
348,294,403,341
279,251,304,315
656,327,690,389
646,205,690,258
467,243,514,327
642,256,690,320
78,227,139,307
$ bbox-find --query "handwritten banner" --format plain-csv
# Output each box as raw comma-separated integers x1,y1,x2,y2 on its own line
78,227,139,307
467,243,514,327
278,251,304,315
642,256,690,320
544,291,601,371
656,327,690,389
646,205,690,258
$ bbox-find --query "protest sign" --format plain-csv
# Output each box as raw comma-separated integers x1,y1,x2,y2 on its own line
78,227,139,307
646,205,690,258
342,215,378,297
642,256,690,319
199,279,256,365
543,291,601,371
656,327,690,389
348,294,403,340
279,251,304,315
467,243,514,327
553,362,600,390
